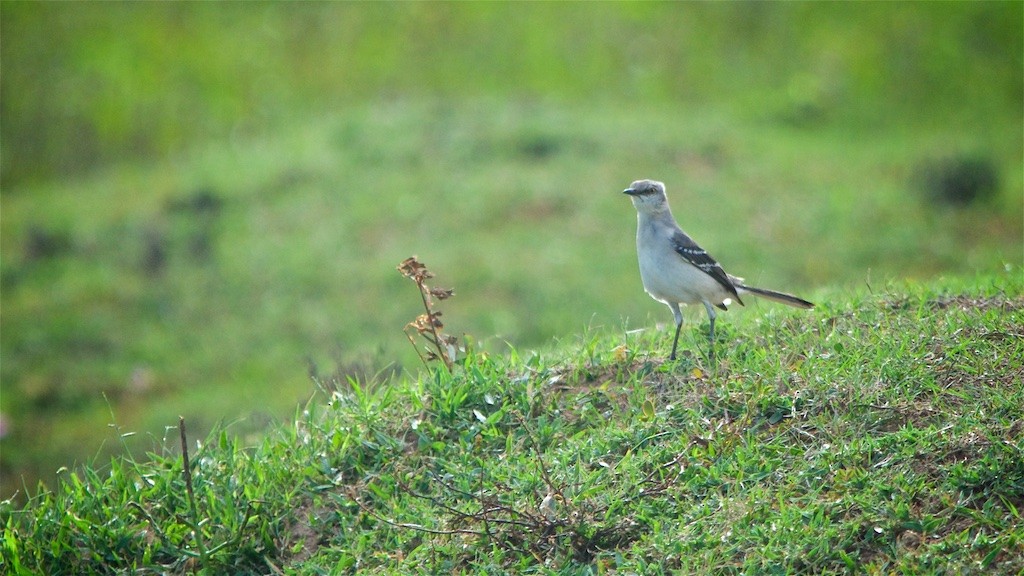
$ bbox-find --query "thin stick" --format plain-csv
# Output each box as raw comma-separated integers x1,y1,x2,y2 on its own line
404,328,431,368
180,417,199,519
516,413,564,503
348,491,484,536
416,279,452,370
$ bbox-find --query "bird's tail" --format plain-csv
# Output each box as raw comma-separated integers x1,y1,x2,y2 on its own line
736,284,814,309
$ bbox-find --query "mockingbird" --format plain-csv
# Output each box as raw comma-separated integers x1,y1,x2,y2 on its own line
624,179,813,360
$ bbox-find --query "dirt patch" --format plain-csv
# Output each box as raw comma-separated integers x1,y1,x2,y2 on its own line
279,497,329,566
883,293,1024,314
925,294,1024,312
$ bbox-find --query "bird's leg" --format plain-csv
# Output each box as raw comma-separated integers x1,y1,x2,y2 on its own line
703,301,717,362
669,303,683,361
669,322,682,361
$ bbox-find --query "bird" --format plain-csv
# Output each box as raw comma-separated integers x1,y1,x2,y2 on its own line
623,179,813,360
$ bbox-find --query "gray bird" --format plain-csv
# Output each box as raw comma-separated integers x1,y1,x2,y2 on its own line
624,179,813,360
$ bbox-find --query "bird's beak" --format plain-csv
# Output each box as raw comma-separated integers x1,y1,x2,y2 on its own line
623,188,638,196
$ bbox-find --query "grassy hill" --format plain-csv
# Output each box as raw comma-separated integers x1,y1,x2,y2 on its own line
2,3,1022,506
2,272,1021,574
3,97,1021,504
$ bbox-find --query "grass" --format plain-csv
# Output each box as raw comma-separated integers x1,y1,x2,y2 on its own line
2,99,1021,501
2,271,1021,574
5,3,1020,185
1,2,1022,505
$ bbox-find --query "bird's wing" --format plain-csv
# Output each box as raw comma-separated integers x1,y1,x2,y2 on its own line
669,229,742,303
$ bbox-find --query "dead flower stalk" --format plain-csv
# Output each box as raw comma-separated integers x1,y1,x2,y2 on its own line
397,256,459,370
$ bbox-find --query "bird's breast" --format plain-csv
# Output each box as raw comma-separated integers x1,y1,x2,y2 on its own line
635,229,732,306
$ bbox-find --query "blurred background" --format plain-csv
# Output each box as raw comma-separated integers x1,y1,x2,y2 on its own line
1,3,1021,502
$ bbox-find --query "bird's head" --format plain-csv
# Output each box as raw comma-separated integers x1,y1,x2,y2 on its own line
623,179,669,215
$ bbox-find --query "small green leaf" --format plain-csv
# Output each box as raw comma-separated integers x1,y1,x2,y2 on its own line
982,546,1001,568
486,408,505,425
641,399,656,420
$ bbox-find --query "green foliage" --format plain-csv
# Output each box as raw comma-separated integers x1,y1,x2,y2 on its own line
1,3,1022,506
2,2,1021,185
3,95,1021,500
2,274,1022,573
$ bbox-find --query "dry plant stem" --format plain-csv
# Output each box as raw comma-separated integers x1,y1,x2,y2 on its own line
407,473,542,529
404,330,431,369
347,489,485,536
479,467,492,539
517,413,564,503
398,257,457,371
394,473,517,535
416,278,452,370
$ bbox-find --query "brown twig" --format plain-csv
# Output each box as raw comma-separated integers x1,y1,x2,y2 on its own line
515,413,565,504
398,256,457,370
411,473,543,528
348,488,485,536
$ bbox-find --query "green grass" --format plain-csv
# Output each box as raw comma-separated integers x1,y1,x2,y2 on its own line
5,2,1020,185
2,272,1021,574
2,99,1021,502
2,3,1022,504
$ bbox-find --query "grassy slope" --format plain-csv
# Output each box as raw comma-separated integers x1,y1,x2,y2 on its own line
2,2,1022,503
2,271,1021,574
2,100,1021,502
